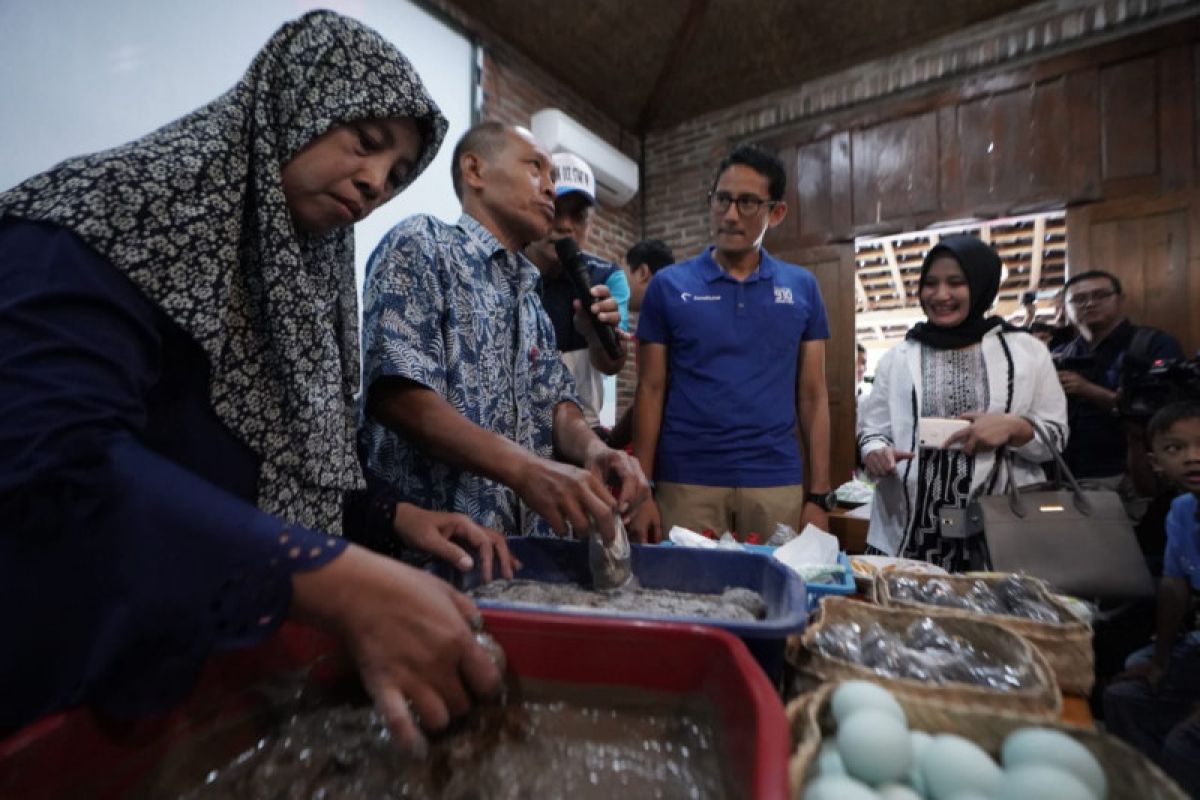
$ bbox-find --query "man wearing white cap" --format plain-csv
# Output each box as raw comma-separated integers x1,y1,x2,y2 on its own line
526,152,630,436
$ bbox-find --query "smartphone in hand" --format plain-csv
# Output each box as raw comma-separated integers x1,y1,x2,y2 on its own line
917,417,970,449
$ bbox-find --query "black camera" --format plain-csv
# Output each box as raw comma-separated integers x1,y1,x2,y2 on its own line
1118,357,1200,419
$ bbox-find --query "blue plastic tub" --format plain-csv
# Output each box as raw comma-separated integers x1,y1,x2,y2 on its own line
661,542,855,612
440,537,807,682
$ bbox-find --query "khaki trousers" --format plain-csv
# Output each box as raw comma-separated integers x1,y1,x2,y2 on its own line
655,481,805,541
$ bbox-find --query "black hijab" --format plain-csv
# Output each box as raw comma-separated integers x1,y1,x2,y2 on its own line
0,12,447,533
906,234,1017,350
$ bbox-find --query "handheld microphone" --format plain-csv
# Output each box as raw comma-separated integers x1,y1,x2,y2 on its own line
554,237,623,361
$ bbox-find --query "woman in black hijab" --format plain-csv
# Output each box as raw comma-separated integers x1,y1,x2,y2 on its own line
0,11,499,752
858,235,1068,571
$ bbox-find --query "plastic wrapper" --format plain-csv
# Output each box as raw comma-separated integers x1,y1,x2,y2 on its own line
811,617,1033,691
766,523,799,547
886,574,1064,623
588,514,632,590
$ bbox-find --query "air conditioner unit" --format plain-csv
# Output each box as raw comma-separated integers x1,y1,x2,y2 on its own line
531,108,639,207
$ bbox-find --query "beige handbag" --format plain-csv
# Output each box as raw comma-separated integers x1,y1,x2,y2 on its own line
978,419,1155,599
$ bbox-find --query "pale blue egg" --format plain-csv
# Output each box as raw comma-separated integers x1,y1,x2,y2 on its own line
817,740,846,776
838,710,913,786
803,774,880,800
995,763,1097,800
877,783,922,800
832,680,907,725
919,734,1003,800
907,731,933,795
1002,727,1106,798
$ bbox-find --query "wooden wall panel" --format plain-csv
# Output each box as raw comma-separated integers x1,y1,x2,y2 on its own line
775,244,859,489
1195,43,1200,178
1161,46,1196,192
956,79,1071,212
1066,192,1198,355
830,131,853,240
1066,69,1103,202
795,138,832,241
1099,56,1159,182
851,113,939,228
937,105,963,214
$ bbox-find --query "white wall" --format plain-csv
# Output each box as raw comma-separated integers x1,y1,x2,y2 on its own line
0,0,472,286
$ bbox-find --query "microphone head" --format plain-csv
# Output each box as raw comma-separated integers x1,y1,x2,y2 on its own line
553,236,581,264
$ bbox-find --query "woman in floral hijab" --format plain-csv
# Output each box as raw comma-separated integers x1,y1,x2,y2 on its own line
0,11,498,752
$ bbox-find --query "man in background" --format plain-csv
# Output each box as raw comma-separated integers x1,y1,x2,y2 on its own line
630,145,833,543
607,239,676,450
525,153,629,437
1054,270,1183,519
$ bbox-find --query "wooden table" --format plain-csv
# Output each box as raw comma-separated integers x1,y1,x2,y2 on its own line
1061,694,1095,727
828,506,868,554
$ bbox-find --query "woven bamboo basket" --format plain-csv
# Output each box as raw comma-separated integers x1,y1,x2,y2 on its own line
786,596,1061,717
874,570,1095,695
787,681,1188,800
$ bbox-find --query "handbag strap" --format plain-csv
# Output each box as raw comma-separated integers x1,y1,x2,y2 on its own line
970,418,1092,518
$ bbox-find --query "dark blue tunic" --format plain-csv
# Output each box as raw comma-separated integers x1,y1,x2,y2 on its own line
0,219,348,734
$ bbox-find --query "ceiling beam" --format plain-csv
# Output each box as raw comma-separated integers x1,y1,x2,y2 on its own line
854,274,870,309
882,240,906,302
634,0,709,133
1027,216,1045,289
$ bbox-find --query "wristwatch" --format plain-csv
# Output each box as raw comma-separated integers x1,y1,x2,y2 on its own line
805,490,838,512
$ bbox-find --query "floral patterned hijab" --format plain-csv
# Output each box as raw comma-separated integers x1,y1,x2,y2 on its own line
0,11,447,533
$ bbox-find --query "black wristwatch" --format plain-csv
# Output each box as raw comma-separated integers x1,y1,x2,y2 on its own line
806,490,838,512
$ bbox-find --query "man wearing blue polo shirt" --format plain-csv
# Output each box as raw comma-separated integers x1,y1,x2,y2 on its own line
629,145,833,543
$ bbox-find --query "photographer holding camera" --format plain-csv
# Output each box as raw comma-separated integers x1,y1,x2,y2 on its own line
1053,270,1184,521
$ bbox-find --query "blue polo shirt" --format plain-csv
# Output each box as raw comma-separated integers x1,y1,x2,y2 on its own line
1164,493,1200,591
636,247,829,487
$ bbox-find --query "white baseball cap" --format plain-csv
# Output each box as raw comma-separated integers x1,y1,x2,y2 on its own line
551,152,596,204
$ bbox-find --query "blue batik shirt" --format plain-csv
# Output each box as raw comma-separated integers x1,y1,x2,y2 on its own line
359,214,579,537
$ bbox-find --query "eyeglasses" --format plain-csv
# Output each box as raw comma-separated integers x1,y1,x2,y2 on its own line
1066,289,1117,307
708,191,777,216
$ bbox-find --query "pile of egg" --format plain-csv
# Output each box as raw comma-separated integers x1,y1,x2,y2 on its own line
803,681,1107,800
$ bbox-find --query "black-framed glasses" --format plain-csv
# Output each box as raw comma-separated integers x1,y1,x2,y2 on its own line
708,191,776,216
1066,289,1117,307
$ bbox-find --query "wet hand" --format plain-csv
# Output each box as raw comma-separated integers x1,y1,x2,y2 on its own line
512,456,619,543
290,545,502,755
583,443,651,521
863,446,914,479
392,503,520,582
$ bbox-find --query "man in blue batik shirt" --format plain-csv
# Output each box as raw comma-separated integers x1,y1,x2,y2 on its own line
630,145,833,544
358,122,648,542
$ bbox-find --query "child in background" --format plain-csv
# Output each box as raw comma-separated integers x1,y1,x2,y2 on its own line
1104,401,1200,796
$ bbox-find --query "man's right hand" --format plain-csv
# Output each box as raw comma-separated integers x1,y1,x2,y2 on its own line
290,545,502,755
626,498,663,544
512,456,619,542
863,446,914,480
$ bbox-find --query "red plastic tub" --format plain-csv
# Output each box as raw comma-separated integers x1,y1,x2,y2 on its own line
0,611,789,799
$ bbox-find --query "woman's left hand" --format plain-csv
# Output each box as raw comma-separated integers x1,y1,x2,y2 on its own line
944,412,1034,455
392,503,519,582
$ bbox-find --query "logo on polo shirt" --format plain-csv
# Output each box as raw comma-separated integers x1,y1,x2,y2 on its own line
681,292,721,302
774,287,794,305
